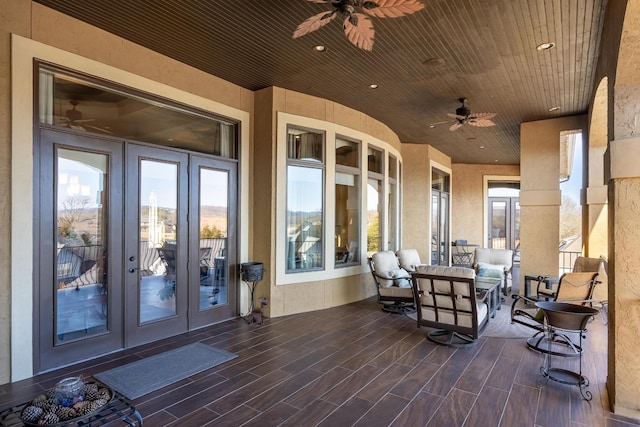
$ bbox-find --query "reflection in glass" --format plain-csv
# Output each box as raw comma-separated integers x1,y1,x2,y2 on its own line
367,147,383,174
367,178,382,257
55,149,108,343
335,172,360,266
287,128,323,162
198,168,229,310
286,165,324,271
138,160,178,323
39,67,237,158
388,156,398,251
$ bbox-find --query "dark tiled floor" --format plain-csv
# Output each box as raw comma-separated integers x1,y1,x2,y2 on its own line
1,295,639,427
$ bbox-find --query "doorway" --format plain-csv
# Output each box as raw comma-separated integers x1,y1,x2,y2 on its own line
488,197,520,251
36,130,237,372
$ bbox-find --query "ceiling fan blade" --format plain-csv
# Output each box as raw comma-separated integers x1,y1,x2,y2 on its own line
468,112,497,120
343,13,375,51
362,0,426,18
468,119,496,127
449,122,463,131
293,11,336,39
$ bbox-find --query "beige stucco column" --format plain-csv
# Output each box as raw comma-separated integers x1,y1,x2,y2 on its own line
401,143,451,263
519,116,587,285
607,87,640,419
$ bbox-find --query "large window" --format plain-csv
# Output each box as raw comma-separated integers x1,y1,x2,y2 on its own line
367,147,384,256
38,66,238,158
335,137,360,267
388,155,399,251
286,128,324,272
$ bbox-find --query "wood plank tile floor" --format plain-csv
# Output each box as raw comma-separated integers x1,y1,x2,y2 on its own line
2,297,639,427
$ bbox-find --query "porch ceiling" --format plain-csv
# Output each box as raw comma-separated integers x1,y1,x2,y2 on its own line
33,0,608,165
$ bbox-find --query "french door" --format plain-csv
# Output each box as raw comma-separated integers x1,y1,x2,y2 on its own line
37,130,237,372
488,197,520,251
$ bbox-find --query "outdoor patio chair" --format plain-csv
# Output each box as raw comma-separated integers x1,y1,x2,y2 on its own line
452,239,474,266
396,248,421,272
511,271,600,356
473,247,513,296
368,251,415,314
411,265,489,348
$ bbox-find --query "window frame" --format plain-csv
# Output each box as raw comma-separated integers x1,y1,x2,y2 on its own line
285,125,326,274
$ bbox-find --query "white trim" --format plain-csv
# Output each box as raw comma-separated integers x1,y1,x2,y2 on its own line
11,34,251,380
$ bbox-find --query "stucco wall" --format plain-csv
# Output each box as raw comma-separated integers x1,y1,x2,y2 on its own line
399,143,452,263
451,163,520,248
519,116,587,282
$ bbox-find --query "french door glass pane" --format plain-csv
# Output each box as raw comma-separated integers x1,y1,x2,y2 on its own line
139,160,178,323
491,201,507,249
55,149,108,343
198,168,229,309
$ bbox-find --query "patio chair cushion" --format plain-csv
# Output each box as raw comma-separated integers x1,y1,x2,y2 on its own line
396,249,421,272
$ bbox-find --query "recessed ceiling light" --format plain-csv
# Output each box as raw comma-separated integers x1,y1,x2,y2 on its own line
428,125,436,129
369,84,379,89
548,106,561,112
494,159,499,162
313,45,326,52
479,145,485,149
536,42,555,51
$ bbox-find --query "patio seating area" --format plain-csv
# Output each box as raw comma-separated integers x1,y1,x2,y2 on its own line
1,297,636,427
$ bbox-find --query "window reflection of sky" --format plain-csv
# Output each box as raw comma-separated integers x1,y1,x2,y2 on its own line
200,169,228,207
140,161,177,209
287,166,322,212
57,157,104,209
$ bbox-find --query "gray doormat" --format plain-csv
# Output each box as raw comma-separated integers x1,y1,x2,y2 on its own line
94,343,237,400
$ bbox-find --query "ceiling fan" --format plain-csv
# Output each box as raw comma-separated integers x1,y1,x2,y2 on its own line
293,0,425,51
54,100,112,134
446,98,497,132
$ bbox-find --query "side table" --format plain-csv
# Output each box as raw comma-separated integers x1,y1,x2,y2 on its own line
475,277,501,318
0,391,143,426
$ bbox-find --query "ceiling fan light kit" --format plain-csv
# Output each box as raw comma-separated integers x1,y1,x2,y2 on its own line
293,0,425,51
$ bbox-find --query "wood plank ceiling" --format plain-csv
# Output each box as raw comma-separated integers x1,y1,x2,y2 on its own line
33,0,608,164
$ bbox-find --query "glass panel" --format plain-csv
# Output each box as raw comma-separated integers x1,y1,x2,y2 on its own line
431,194,439,264
490,201,507,249
388,180,397,251
335,172,360,266
367,178,382,257
287,128,323,162
432,168,450,192
336,138,359,167
389,155,397,179
367,147,383,174
139,160,178,323
39,67,237,158
439,193,449,265
286,165,324,271
55,149,108,343
198,168,229,309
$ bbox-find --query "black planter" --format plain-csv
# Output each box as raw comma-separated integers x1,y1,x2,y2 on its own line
240,262,263,282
